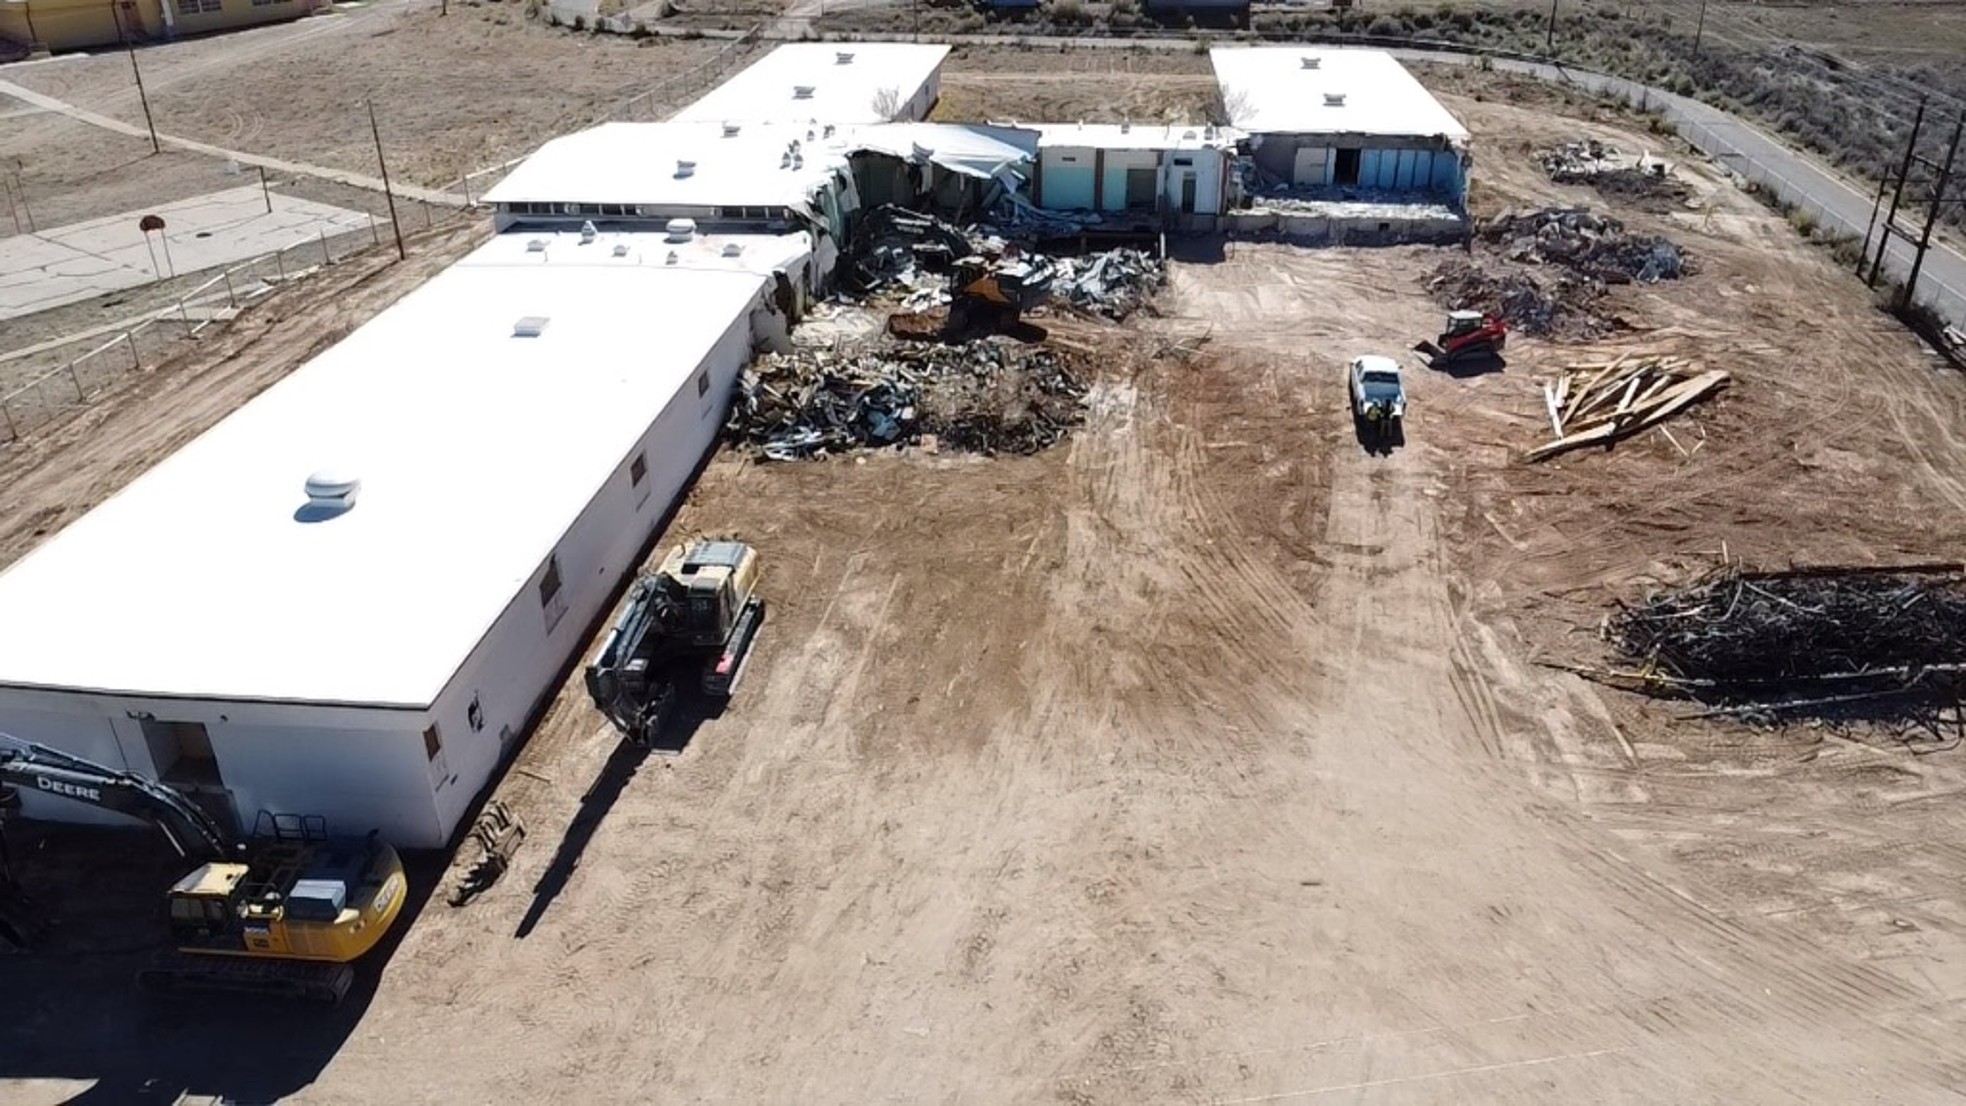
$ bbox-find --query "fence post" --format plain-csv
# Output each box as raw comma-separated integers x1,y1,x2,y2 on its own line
1,396,15,441
179,299,193,329
276,248,287,283
223,270,237,307
126,330,140,370
369,213,380,247
464,173,474,207
321,229,331,266
66,359,83,401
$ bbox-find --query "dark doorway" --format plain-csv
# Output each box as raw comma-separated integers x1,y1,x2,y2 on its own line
1124,167,1157,210
1180,174,1198,214
1334,148,1362,187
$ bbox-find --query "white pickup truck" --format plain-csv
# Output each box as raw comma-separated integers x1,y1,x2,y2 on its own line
1348,355,1406,437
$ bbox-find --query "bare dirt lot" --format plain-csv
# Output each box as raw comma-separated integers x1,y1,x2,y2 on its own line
9,56,1966,1106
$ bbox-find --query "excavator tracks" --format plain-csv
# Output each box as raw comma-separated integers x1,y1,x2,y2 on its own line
138,951,355,1005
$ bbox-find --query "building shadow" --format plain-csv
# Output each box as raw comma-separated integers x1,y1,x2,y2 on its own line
512,697,721,940
0,825,444,1105
1165,234,1229,265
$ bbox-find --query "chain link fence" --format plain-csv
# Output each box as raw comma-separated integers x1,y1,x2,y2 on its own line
0,219,402,445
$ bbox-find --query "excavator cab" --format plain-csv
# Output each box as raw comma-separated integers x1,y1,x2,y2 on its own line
166,862,250,945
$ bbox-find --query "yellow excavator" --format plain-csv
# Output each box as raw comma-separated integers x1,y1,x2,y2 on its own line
0,735,406,1003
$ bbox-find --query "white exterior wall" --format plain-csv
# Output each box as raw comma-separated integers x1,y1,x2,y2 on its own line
0,685,442,845
904,70,940,121
1163,148,1227,215
424,289,764,843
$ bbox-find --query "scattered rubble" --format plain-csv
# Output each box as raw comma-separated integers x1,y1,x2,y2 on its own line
727,340,1089,460
1589,562,1966,723
842,205,972,296
1537,140,1690,212
1052,249,1164,319
1531,353,1728,461
1481,208,1691,285
1422,258,1618,340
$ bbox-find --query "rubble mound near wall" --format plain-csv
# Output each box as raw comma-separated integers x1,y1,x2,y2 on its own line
727,340,1089,461
1481,208,1692,285
1537,142,1693,214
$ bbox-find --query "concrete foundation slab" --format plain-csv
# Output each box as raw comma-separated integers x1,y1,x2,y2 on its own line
0,186,373,321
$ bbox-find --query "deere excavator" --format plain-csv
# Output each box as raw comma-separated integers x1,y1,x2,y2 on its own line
0,735,406,1003
586,539,766,747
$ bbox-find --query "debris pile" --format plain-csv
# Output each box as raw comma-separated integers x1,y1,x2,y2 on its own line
1482,208,1691,284
1600,563,1966,721
1537,141,1692,213
1423,258,1615,340
1053,249,1164,319
1531,353,1729,461
728,340,1088,460
842,205,972,295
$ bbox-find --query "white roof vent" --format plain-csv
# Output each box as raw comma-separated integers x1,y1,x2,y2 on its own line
1182,129,1198,140
302,470,360,516
665,250,679,266
1301,55,1322,69
513,315,549,338
1324,92,1347,107
823,123,835,138
835,50,854,64
792,85,815,100
665,218,696,242
1120,120,1131,134
579,220,597,243
675,159,696,178
612,243,629,258
525,238,547,253
721,242,743,257
722,122,740,137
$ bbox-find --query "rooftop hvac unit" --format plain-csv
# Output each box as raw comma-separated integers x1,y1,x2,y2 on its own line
675,159,697,178
721,242,743,257
792,85,816,100
722,122,741,137
612,243,630,258
513,315,549,337
1324,93,1347,107
302,470,360,515
665,218,696,242
835,51,854,64
579,220,598,243
526,238,547,253
1300,56,1321,69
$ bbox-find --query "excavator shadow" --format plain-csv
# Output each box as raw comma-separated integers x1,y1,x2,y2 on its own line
1436,351,1509,379
0,824,446,1106
513,700,722,940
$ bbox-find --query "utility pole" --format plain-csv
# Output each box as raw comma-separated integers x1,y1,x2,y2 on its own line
366,100,407,263
1545,0,1557,53
117,4,160,155
1901,112,1964,313
1869,95,1928,288
1858,173,1891,277
258,165,272,214
1693,0,1708,53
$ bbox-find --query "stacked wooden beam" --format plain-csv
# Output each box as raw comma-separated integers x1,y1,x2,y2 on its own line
1531,353,1729,462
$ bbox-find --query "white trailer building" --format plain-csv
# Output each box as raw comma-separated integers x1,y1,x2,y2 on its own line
0,225,809,848
1028,123,1236,219
671,43,949,127
1210,47,1470,203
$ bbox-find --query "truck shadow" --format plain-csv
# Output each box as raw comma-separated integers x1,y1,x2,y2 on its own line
1352,410,1406,456
0,825,444,1105
512,699,721,941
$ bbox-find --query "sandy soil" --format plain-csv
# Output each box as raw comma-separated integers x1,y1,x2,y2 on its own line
937,44,1221,123
8,63,1966,1105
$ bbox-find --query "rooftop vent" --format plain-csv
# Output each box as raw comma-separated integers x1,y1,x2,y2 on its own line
1324,92,1347,107
612,243,629,258
302,470,360,516
1300,55,1321,69
780,151,792,169
823,123,836,138
579,220,597,243
665,250,679,266
1182,129,1198,140
792,85,815,100
666,218,696,243
675,159,697,178
526,238,547,253
835,50,854,64
722,122,741,137
1120,120,1131,134
721,242,743,257
513,315,549,338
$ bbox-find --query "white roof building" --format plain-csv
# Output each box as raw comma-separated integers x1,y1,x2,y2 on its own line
1027,122,1237,152
1209,47,1469,140
483,121,855,215
671,43,950,126
0,226,807,846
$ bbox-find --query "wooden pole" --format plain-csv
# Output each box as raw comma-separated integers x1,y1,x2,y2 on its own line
367,100,408,262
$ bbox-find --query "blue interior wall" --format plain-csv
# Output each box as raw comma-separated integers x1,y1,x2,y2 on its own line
1042,165,1096,211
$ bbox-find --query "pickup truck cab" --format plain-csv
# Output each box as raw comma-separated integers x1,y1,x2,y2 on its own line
1349,355,1406,433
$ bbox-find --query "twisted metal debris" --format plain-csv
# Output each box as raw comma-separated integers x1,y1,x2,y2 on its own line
1053,249,1164,319
1599,563,1966,721
727,340,1089,460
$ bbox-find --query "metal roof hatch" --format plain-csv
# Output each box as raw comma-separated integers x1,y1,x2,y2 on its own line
513,315,549,338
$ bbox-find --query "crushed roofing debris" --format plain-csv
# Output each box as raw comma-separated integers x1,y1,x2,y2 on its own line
728,340,1089,460
1482,208,1691,285
1052,249,1164,319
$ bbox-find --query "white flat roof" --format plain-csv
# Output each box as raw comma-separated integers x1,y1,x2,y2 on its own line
483,121,851,211
0,229,808,708
671,43,950,126
1210,47,1469,140
1030,122,1237,152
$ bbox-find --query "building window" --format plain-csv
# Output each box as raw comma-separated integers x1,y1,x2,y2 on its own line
629,452,648,487
423,724,443,760
538,555,562,608
176,0,199,12
198,0,222,11
251,0,284,7
696,371,710,398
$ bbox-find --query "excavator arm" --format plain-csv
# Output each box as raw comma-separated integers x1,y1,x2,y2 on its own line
0,735,235,861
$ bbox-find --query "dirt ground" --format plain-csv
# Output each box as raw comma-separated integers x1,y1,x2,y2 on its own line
936,45,1222,124
10,57,1966,1105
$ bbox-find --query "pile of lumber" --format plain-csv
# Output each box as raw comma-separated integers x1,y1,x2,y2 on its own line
1531,353,1729,462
